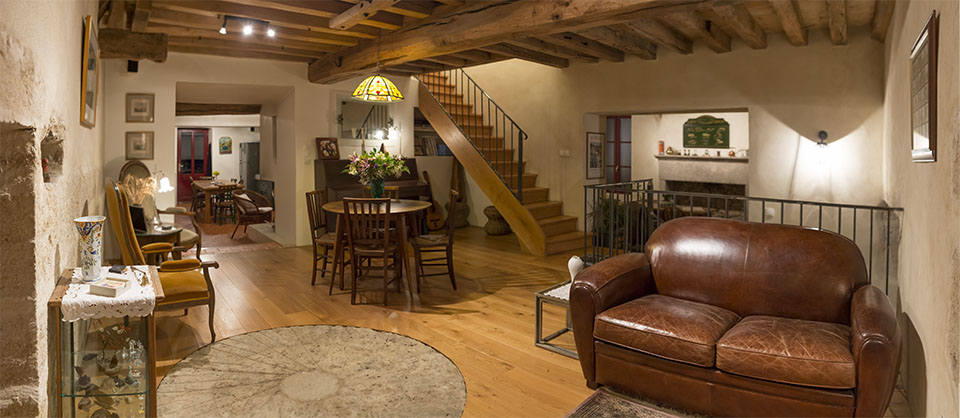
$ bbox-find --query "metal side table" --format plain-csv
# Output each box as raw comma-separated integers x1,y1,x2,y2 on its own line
535,281,578,359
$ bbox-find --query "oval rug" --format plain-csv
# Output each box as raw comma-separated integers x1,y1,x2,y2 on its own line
158,325,466,417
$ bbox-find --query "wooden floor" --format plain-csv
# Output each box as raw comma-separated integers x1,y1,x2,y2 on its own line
155,226,911,417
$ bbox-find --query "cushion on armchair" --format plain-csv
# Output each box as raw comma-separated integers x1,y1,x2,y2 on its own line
158,270,209,305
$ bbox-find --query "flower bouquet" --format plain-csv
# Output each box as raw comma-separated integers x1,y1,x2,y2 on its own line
342,149,410,198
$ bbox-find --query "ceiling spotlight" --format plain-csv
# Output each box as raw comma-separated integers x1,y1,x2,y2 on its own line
219,22,227,35
266,27,276,37
242,24,253,35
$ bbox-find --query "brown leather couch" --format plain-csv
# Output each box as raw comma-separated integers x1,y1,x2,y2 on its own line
571,218,900,417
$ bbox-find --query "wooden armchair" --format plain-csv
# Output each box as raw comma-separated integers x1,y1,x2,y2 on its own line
232,189,274,239
106,180,219,342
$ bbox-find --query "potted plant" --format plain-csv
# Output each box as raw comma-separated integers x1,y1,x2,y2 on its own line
342,149,410,198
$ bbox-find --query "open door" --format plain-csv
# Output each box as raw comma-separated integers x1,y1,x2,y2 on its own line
177,128,210,202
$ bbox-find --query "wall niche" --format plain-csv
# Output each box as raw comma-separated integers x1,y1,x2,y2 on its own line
40,129,63,183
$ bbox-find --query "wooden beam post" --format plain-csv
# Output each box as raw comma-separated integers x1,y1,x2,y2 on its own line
660,10,730,53
476,44,570,68
330,0,400,30
699,0,765,49
623,18,693,54
769,0,807,46
825,0,847,45
131,0,152,32
106,0,128,29
176,103,263,116
99,29,167,62
871,0,895,42
577,25,657,60
538,32,626,62
505,38,599,63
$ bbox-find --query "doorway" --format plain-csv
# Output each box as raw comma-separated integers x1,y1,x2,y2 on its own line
177,128,209,202
605,116,632,183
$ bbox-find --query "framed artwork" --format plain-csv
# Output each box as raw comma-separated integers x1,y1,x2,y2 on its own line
910,11,938,163
683,115,730,148
586,132,604,179
219,136,233,154
79,15,99,128
316,137,340,160
125,132,154,160
126,93,155,123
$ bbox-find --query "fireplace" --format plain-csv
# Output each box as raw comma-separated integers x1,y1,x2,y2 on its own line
656,154,750,216
665,180,746,212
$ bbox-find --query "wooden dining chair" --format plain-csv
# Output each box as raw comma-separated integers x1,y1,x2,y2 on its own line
362,185,400,199
306,190,348,291
342,198,403,305
412,189,459,292
105,179,219,342
214,184,238,225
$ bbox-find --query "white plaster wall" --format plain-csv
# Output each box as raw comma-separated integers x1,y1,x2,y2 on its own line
880,1,960,416
209,127,259,182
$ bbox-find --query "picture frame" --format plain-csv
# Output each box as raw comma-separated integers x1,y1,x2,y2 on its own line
125,132,155,160
79,15,99,128
910,10,938,163
586,132,604,179
316,137,340,160
126,93,155,123
219,136,233,154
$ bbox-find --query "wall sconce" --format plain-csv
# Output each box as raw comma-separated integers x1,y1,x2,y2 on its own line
817,131,829,148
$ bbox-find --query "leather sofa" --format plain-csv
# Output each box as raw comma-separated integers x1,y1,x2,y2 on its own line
571,218,900,417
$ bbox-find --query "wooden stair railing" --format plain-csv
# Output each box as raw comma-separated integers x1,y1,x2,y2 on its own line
417,70,589,255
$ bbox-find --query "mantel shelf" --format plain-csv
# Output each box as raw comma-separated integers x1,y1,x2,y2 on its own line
655,154,749,163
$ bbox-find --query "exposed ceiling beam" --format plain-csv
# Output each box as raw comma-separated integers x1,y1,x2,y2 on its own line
99,28,168,61
176,102,262,116
420,55,471,67
308,0,704,83
449,50,494,62
539,32,625,62
153,1,379,38
330,0,400,30
476,44,570,69
659,10,730,53
131,0,152,32
147,24,341,52
149,8,358,46
577,25,657,60
167,35,330,59
218,0,404,31
506,38,599,63
768,0,806,46
623,18,692,55
871,0,895,42
698,0,765,49
106,0,128,29
169,44,310,61
825,0,847,45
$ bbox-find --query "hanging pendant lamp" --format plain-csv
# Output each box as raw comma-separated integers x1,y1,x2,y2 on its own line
353,31,403,102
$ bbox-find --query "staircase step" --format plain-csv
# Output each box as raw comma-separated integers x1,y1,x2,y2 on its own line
538,215,578,236
524,201,562,220
503,173,538,188
546,231,589,254
480,147,514,160
515,187,549,203
420,73,447,83
450,113,484,125
485,160,524,173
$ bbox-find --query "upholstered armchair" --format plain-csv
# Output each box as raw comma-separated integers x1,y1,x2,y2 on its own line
119,160,203,259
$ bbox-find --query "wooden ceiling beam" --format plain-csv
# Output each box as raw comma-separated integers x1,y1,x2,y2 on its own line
148,25,341,52
106,0,128,29
149,8,358,46
825,0,847,45
176,103,262,116
330,0,400,30
576,25,656,60
308,0,704,83
768,0,806,46
222,0,405,31
539,32,625,62
698,0,765,49
154,1,379,38
477,44,570,68
871,0,895,42
420,55,471,67
623,18,693,55
167,35,330,59
131,0,152,32
659,10,730,53
506,38,599,63
100,28,168,61
168,44,311,61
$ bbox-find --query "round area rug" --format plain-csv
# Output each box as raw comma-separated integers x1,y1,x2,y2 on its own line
158,325,466,417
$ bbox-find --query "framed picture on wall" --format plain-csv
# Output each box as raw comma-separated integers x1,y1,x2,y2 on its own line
79,15,99,128
125,132,154,160
910,10,938,163
586,132,604,179
126,93,155,123
316,137,340,160
219,136,233,154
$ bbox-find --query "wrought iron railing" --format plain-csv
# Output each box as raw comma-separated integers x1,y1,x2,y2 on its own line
417,69,527,203
584,179,903,297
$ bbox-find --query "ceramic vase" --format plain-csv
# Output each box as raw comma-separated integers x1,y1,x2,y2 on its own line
369,178,386,198
74,215,106,282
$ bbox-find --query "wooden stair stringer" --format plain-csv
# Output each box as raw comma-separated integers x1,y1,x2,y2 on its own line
419,83,547,256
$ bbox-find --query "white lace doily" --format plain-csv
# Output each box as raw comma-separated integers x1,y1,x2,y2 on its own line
543,283,572,301
61,267,156,322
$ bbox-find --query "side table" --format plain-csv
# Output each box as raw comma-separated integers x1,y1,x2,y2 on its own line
534,281,578,359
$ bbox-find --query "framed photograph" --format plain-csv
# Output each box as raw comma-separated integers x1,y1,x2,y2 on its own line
79,15,99,128
586,132,604,179
125,132,154,160
219,136,233,154
126,93,155,123
316,137,340,160
910,10,938,163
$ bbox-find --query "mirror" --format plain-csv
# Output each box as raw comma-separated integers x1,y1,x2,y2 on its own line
338,96,392,140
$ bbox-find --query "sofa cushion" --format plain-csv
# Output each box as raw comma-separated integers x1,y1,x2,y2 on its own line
716,316,855,389
595,294,740,367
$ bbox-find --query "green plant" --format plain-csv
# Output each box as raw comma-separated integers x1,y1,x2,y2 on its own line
342,149,410,184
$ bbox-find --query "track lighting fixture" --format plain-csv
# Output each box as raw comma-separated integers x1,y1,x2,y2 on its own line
266,27,276,37
219,22,227,35
242,24,253,35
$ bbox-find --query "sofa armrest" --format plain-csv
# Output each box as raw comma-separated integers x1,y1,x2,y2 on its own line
850,285,901,417
570,253,656,386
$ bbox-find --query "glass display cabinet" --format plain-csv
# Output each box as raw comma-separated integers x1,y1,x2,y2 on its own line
49,267,161,417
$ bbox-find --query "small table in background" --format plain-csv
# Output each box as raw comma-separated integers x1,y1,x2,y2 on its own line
192,179,239,222
535,281,578,359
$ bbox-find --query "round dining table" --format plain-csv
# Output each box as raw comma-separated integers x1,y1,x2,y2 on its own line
322,199,432,300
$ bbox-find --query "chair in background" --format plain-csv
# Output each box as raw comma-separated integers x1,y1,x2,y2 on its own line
412,190,459,292
214,184,238,225
362,185,400,199
306,190,346,291
190,182,206,214
232,189,274,239
105,179,219,341
119,160,203,260
342,198,402,305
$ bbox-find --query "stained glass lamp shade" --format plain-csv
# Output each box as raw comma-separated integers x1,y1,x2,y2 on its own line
352,74,404,102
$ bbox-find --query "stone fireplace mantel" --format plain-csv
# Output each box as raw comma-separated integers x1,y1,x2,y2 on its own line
655,154,749,186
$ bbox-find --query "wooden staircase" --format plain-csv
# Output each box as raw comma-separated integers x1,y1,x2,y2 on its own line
418,71,588,256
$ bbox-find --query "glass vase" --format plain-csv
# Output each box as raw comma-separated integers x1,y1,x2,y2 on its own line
370,178,386,199
74,215,105,282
